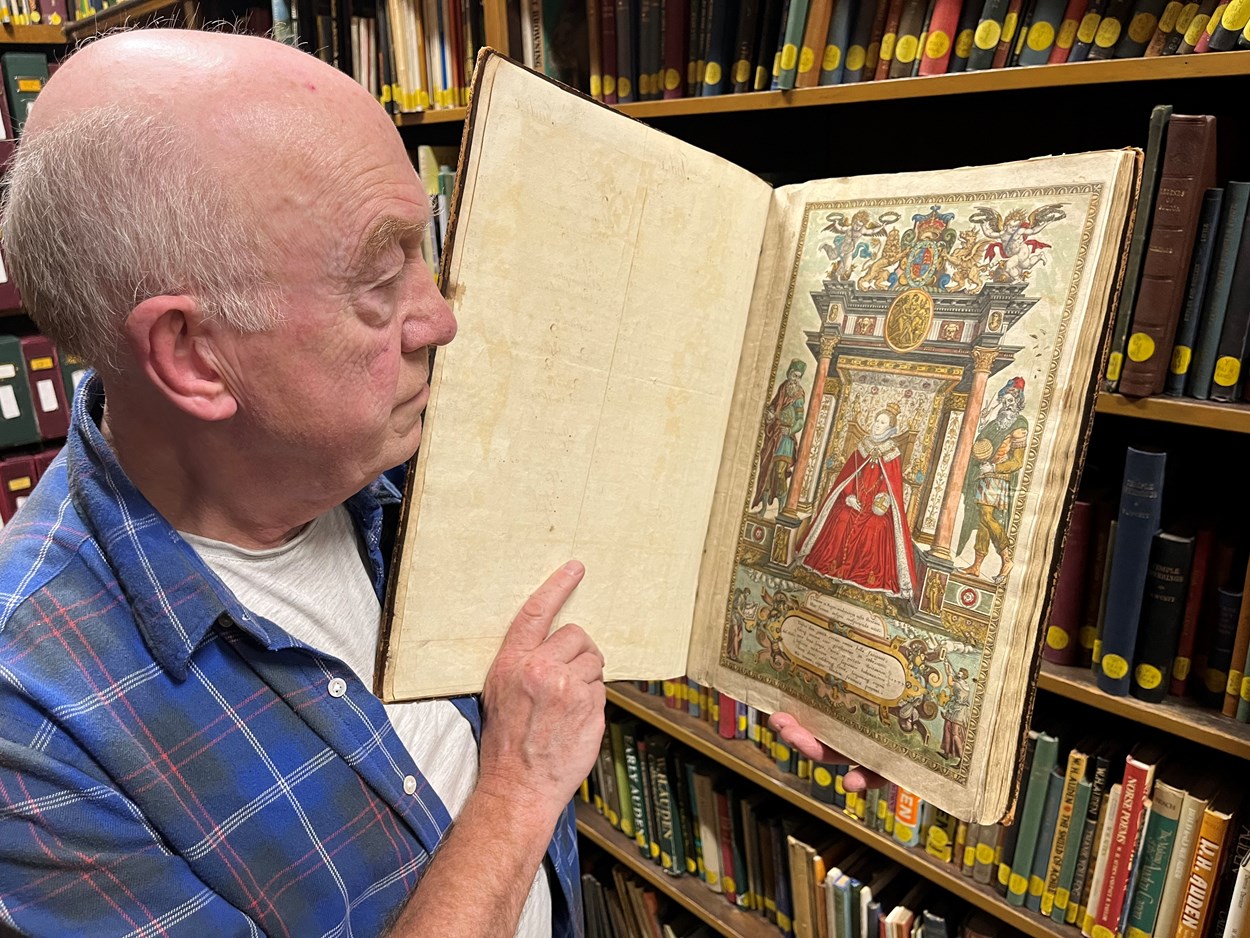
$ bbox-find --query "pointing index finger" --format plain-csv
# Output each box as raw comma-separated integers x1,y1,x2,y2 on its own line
501,560,586,652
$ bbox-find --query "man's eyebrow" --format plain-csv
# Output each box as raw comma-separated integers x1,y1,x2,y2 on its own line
350,215,431,275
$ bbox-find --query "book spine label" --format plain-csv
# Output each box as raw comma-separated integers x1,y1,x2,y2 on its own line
1177,812,1230,938
1165,187,1223,394
1094,758,1155,932
1044,500,1093,665
1211,205,1250,401
1187,182,1250,399
1124,781,1184,937
1010,734,1059,906
1129,533,1195,703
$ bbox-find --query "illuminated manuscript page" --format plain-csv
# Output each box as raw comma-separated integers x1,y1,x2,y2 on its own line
380,56,772,700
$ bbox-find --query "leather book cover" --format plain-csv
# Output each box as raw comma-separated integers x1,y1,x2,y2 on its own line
795,0,833,85
1049,0,1090,58
19,335,69,441
991,0,1025,64
1116,114,1217,397
1078,501,1115,667
31,447,58,480
1128,531,1195,703
1068,0,1112,58
1113,0,1169,54
1174,0,1220,49
844,0,881,79
1042,499,1092,666
0,53,48,136
1016,0,1068,61
1095,447,1167,696
1086,0,1137,54
1167,528,1213,696
1025,765,1064,913
1207,202,1250,401
0,455,35,524
600,0,618,102
1208,0,1250,47
0,240,20,313
751,0,786,88
1185,181,1249,399
1164,186,1223,395
818,0,855,84
1008,732,1059,907
1199,586,1241,708
918,0,962,71
888,0,929,75
613,0,636,102
0,335,39,450
873,0,907,77
730,0,761,92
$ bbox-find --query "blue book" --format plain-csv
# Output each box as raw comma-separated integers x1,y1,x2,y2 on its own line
1095,447,1167,696
819,0,856,83
1017,0,1069,62
1026,766,1065,913
1187,182,1250,399
842,0,879,80
1165,187,1225,396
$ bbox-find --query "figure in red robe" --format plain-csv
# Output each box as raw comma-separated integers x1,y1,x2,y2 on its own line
796,402,920,606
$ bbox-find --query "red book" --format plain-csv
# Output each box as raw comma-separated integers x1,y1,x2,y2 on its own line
714,785,739,904
0,455,36,523
0,241,19,312
31,447,58,480
1048,0,1090,59
718,691,737,739
0,138,14,180
1092,749,1161,934
992,0,1025,66
663,0,689,97
19,335,69,440
1170,529,1213,696
1042,500,1092,666
873,0,907,79
917,0,962,72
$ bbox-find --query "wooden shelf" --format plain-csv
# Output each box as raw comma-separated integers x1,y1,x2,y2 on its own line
64,0,179,38
1037,661,1250,761
394,107,469,126
605,684,1075,938
577,803,780,938
1094,392,1250,433
0,22,66,42
394,52,1250,129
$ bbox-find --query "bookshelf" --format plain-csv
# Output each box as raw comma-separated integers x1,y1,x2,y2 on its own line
1094,392,1250,434
577,803,780,938
64,0,188,38
0,23,67,42
605,683,1072,938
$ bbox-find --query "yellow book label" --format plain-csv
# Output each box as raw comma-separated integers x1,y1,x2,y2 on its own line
1206,668,1226,694
16,78,41,93
1105,350,1123,381
1057,17,1079,45
1029,875,1045,897
686,857,697,874
926,826,950,850
976,843,996,865
636,832,647,848
836,775,848,796
765,898,777,912
781,43,799,69
734,59,751,83
661,851,672,868
1092,926,1115,938
701,64,719,87
881,31,898,58
723,876,736,893
737,713,748,733
777,913,792,931
1080,625,1098,649
799,46,817,72
895,33,920,61
1009,873,1029,895
1092,638,1103,664
798,757,811,780
1184,12,1211,42
1002,10,1019,40
1159,1,1183,30
639,73,653,95
618,76,633,97
964,845,976,867
846,44,867,69
1042,893,1055,917
998,863,1011,886
1171,344,1192,374
926,30,950,56
1056,888,1070,910
1173,656,1191,680
662,680,674,698
605,807,618,826
29,357,53,371
866,40,881,68
1129,10,1159,40
775,743,791,762
1227,669,1243,696
649,841,660,859
1175,0,1200,31
1126,332,1155,362
706,869,719,886
823,43,843,70
955,27,976,54
1094,15,1121,44
1223,0,1250,30
1134,663,1163,690
1029,20,1056,47
1078,11,1103,41
621,816,634,837
814,766,834,787
1126,928,1149,938
590,75,603,98
687,61,697,84
1214,355,1241,386
1046,626,1070,650
6,476,30,492
974,19,1001,48
1102,653,1129,680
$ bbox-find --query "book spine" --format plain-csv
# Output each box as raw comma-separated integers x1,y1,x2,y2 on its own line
968,0,1012,65
873,0,907,75
1044,751,1089,916
1114,0,1168,53
991,0,1024,63
1124,780,1185,938
1157,793,1209,936
1165,187,1224,395
1224,556,1250,716
1117,114,1219,397
663,0,689,95
948,0,985,66
1200,587,1242,708
1207,206,1250,401
1054,779,1093,922
1162,0,1201,47
1095,447,1167,696
1068,753,1113,925
615,0,636,101
1079,507,1114,667
1210,817,1250,937
1177,809,1231,938
622,724,652,858
1175,0,1220,49
1082,784,1123,935
818,0,855,82
1017,0,1068,59
752,0,784,86
917,0,960,70
1049,0,1090,55
1068,0,1111,56
1028,766,1066,913
1086,0,1135,54
844,0,881,78
601,0,618,101
1170,529,1213,696
1044,500,1093,665
1102,103,1172,389
1130,533,1196,702
1092,519,1119,669
894,788,922,846
863,0,893,72
889,0,929,73
731,0,762,90
775,0,812,87
1188,182,1250,399
671,751,699,874
1144,0,1184,50
1009,733,1060,906
649,739,683,874
693,769,723,891
1209,0,1250,45
688,0,706,93
796,0,834,84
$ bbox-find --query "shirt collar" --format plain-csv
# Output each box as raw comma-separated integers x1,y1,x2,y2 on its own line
66,372,396,680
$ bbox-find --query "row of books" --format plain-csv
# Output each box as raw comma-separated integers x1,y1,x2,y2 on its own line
0,0,66,25
1106,107,1250,403
545,0,1250,105
414,145,456,274
1045,444,1250,719
583,704,1027,938
0,443,59,525
618,680,1250,937
0,333,80,450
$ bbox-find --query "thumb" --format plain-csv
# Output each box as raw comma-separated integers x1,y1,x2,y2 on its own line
500,560,585,653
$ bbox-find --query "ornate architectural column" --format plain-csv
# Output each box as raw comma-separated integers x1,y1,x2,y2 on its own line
779,332,840,524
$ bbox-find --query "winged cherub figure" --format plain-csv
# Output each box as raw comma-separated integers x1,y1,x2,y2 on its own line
820,209,901,282
969,203,1066,283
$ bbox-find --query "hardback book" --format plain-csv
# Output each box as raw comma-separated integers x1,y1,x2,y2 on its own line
1067,0,1112,58
1123,774,1185,938
1186,182,1250,399
379,51,1139,824
1129,531,1195,703
1164,186,1223,396
1169,528,1213,696
1041,499,1093,666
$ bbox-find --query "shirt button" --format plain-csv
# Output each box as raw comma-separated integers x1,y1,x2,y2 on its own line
403,775,418,795
328,678,347,698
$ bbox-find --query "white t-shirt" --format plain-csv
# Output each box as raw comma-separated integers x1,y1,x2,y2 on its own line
181,505,552,936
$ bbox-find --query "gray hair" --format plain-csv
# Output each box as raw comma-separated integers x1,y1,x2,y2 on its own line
0,103,280,373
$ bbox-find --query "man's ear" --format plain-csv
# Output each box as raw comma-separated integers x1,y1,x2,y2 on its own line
123,296,238,422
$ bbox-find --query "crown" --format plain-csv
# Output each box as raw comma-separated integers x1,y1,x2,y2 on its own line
913,205,954,240
885,402,901,417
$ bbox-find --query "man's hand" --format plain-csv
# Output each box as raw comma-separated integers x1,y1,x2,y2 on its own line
478,560,606,827
768,712,886,792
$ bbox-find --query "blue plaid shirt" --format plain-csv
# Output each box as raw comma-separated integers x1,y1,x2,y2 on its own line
0,374,581,937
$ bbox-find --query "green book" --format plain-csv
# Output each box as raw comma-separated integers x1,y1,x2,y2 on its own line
59,352,86,413
1123,778,1185,938
0,336,40,450
608,718,636,839
1052,777,1093,923
621,722,652,859
1008,732,1060,906
774,0,812,88
0,52,49,136
647,734,685,875
1026,766,1065,913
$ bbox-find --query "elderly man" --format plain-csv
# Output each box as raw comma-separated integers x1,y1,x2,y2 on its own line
0,29,867,937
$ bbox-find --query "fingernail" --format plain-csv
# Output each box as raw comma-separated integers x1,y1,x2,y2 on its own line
563,560,585,577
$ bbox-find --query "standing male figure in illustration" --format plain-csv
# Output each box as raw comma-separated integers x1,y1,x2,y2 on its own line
753,358,808,513
960,377,1029,582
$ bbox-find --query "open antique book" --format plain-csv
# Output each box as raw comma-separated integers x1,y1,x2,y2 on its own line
379,51,1138,823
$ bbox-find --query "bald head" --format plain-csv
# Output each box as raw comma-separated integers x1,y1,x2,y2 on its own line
3,30,414,370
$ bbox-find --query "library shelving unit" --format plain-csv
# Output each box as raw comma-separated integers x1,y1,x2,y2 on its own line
393,31,1250,938
63,0,191,38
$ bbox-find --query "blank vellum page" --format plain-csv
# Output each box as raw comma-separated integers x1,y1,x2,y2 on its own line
380,56,772,701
